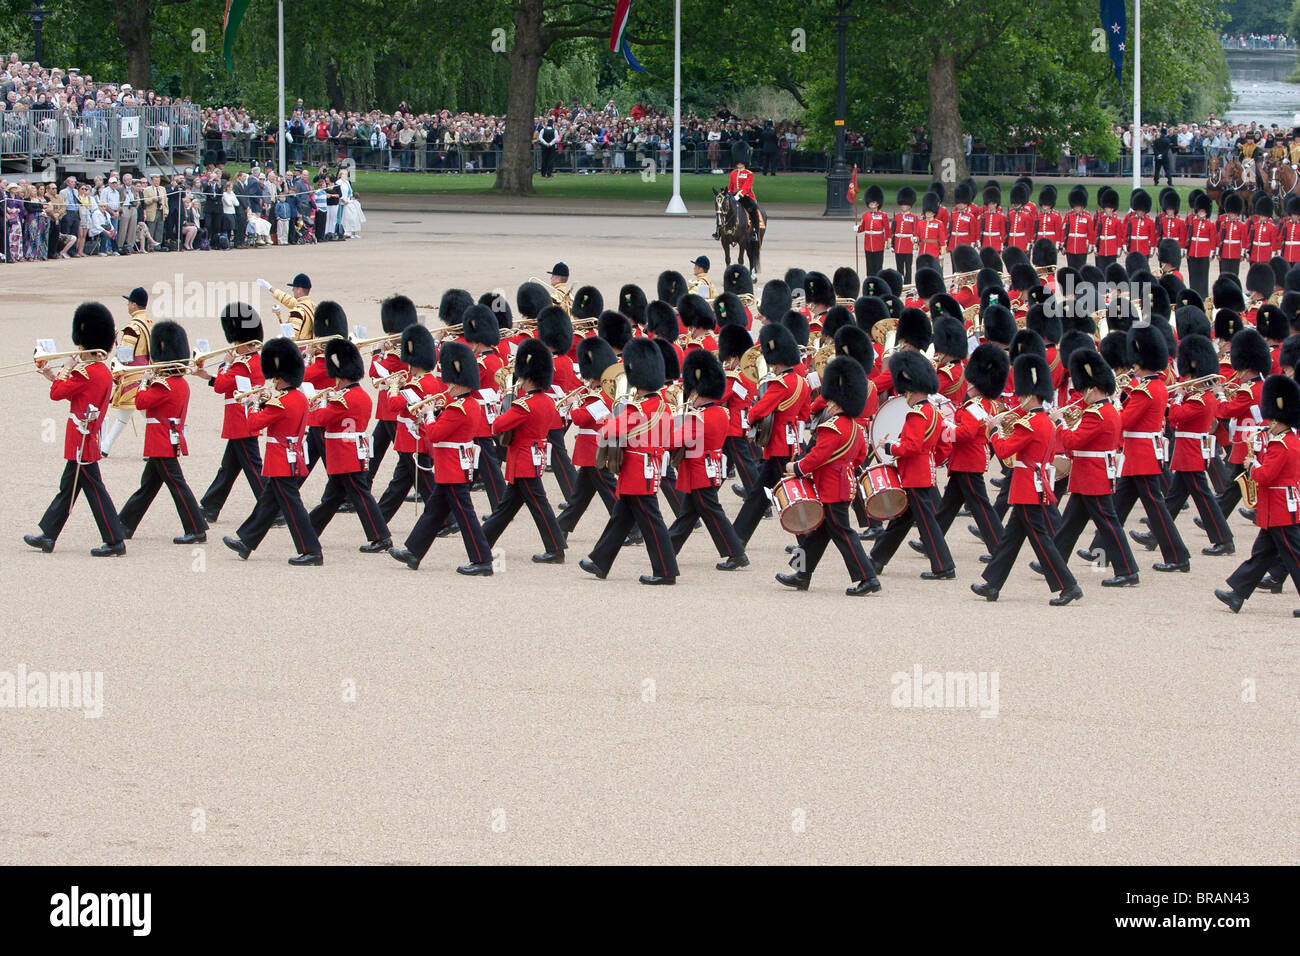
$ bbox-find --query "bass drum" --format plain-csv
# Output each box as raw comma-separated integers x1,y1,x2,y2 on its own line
869,395,911,465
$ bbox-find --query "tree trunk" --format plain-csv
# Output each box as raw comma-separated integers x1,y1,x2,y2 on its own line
113,0,153,91
926,49,967,184
495,0,545,195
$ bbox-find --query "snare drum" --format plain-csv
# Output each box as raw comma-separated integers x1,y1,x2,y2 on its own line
859,464,908,520
772,476,824,535
1052,454,1072,482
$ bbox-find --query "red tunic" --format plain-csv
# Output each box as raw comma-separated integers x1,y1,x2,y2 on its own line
888,401,942,488
989,409,1055,505
492,389,561,480
314,383,372,474
1187,218,1216,259
1247,430,1300,528
723,371,754,437
1057,402,1121,495
892,211,917,255
979,209,1008,250
211,355,265,440
1007,207,1036,251
916,218,948,258
670,402,729,492
394,372,444,454
1127,214,1156,255
475,350,505,438
747,370,810,459
600,393,671,496
1217,217,1247,260
1063,210,1094,255
245,389,309,478
1094,213,1123,257
1219,377,1265,465
1119,375,1169,476
1167,390,1219,472
1038,209,1064,246
1281,219,1300,264
135,376,191,458
947,396,996,474
1158,212,1188,247
948,207,978,250
727,168,755,200
368,350,406,423
421,395,483,483
793,414,863,502
302,356,335,390
856,210,891,252
1248,217,1281,263
51,361,113,462
936,361,967,404
570,391,612,468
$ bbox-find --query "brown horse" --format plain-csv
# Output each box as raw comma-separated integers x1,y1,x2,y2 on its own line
1259,153,1299,206
1208,155,1254,211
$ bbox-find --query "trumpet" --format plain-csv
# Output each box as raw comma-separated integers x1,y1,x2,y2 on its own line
555,383,598,414
308,386,348,409
373,368,410,390
232,383,283,406
351,331,403,352
191,341,261,369
1053,398,1087,427
432,324,462,341
0,347,109,379
407,392,447,418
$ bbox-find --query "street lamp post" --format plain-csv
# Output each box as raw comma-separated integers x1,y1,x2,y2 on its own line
823,0,854,217
30,3,47,63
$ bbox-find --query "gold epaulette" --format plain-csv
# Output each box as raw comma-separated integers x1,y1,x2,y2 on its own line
1083,405,1105,419
73,365,90,379
266,397,284,409
1128,378,1153,397
1267,432,1289,446
1013,416,1035,432
448,397,467,411
513,398,531,412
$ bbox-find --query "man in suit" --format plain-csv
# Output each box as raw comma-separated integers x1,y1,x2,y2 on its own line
760,120,780,177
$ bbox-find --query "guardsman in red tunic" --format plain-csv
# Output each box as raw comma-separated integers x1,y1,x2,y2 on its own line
223,338,322,565
389,342,494,575
365,294,418,480
1125,188,1157,269
716,325,761,499
1247,193,1280,266
777,357,882,595
947,181,979,262
117,321,207,545
1216,327,1273,515
298,299,348,482
1093,186,1123,270
679,294,718,354
557,338,621,535
1185,193,1217,298
893,186,918,284
1006,182,1036,253
868,350,956,578
1037,185,1064,249
1158,188,1188,254
305,339,390,552
1281,195,1300,265
26,303,127,555
1216,374,1300,615
917,192,948,259
534,305,581,507
196,302,265,522
973,353,1082,605
979,184,1007,252
1217,192,1247,278
929,343,1007,555
856,184,891,277
666,350,747,569
1155,334,1235,556
481,339,567,563
458,303,508,512
1085,327,1190,571
1048,347,1139,585
1063,185,1094,270
720,142,763,236
581,338,680,584
730,323,811,547
377,325,443,521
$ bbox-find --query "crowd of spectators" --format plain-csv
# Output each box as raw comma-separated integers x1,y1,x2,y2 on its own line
1221,33,1296,50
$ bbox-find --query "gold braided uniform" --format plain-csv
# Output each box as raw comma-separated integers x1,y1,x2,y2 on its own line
110,306,153,410
272,289,316,340
688,275,715,299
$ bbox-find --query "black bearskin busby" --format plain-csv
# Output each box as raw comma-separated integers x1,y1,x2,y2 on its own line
933,314,968,360
622,337,666,392
965,342,1010,400
1069,348,1116,395
619,284,648,326
149,320,189,364
439,288,474,327
313,300,347,340
759,321,801,368
820,356,868,418
324,338,365,383
834,325,875,376
1230,328,1273,376
682,348,726,401
889,349,939,395
438,341,479,390
576,337,618,382
658,270,687,306
1013,352,1053,400
400,324,436,371
516,282,552,322
760,279,792,322
1262,374,1300,428
537,304,574,355
717,324,753,363
261,336,305,388
220,301,262,344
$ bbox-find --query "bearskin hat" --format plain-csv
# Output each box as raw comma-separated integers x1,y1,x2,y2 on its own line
457,304,499,349
261,336,305,388
571,285,603,320
1263,374,1300,428
1003,246,1030,269
954,181,974,206
220,301,262,344
1287,267,1300,294
930,293,963,323
854,295,888,332
976,268,1003,297
619,284,648,325
1144,284,1172,322
713,292,747,329
480,291,512,330
1098,186,1119,210
1152,314,1178,359
312,300,347,341
434,341,477,390
1160,273,1186,306
1012,352,1053,400
598,311,633,352
865,271,894,297
1272,256,1290,291
983,304,1017,346
1010,182,1030,207
682,348,726,401
952,245,982,274
884,294,905,318
1125,252,1149,279
782,310,811,347
678,294,715,332
1193,192,1213,216
1057,330,1094,366
149,320,189,364
897,307,933,350
916,253,942,274
645,300,680,342
1255,193,1274,219
1224,192,1244,216
981,286,1012,315
915,267,946,301
1010,328,1047,363
731,140,753,167
1069,348,1116,396
622,337,666,393
822,305,855,342
759,321,801,368
723,264,753,298
864,184,884,208
889,349,939,395
1284,292,1300,328
1127,325,1167,372
1288,195,1300,218
1175,333,1217,381
439,288,473,327
1103,262,1129,288
655,338,681,382
834,324,875,376
922,191,941,216
718,324,753,363
983,184,1002,208
1031,237,1057,267
322,338,364,383
1280,333,1300,370
657,269,687,306
1026,304,1063,344
1230,328,1272,375
1213,275,1248,313
783,268,807,295
1245,263,1275,303
1068,184,1088,208
1130,188,1152,214
1153,238,1182,274
516,282,552,322
897,186,917,207
512,337,553,390
928,180,945,202
573,332,614,383
400,323,436,371
1009,262,1038,293
1215,309,1245,342
805,271,836,309
821,356,868,418
933,314,968,360
1257,304,1291,343
964,343,1010,400
1099,331,1130,371
833,267,860,301
1177,287,1205,312
760,280,793,322
1175,306,1212,341
537,304,574,354
1039,184,1058,208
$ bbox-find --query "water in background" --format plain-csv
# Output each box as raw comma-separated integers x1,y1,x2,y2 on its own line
1224,50,1300,126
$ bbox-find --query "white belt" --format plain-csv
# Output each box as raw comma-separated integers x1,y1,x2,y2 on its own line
864,230,884,235
1072,450,1112,458
1173,431,1210,440
1123,431,1163,440
324,431,364,440
574,428,598,437
432,441,474,451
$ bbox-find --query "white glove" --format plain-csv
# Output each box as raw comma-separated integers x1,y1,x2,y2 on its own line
256,278,272,291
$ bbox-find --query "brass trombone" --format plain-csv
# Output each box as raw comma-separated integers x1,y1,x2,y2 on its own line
0,347,109,379
350,331,403,351
111,357,197,381
1168,374,1224,398
373,368,410,391
191,341,261,369
555,383,598,414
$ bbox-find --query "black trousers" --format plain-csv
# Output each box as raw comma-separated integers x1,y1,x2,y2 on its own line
368,420,397,478
236,475,321,555
1186,256,1210,298
1091,474,1189,564
547,426,578,503
798,502,878,583
1055,492,1138,576
378,451,434,522
659,467,684,517
557,465,617,533
39,460,125,544
481,476,566,553
1226,524,1300,598
934,470,1003,550
1066,252,1088,270
1218,257,1241,278
588,493,679,578
406,482,492,565
668,486,744,559
1216,463,1246,514
864,250,884,276
895,252,913,285
983,503,1077,592
1095,255,1117,271
762,150,778,175
1207,452,1230,496
118,457,207,536
732,455,790,545
200,437,265,516
724,436,760,495
1166,470,1233,545
299,425,326,481
309,471,388,542
869,486,955,573
475,436,507,511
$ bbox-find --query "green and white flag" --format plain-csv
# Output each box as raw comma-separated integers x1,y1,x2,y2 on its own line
223,0,251,71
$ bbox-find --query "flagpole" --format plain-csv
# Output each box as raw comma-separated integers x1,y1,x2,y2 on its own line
665,0,686,214
1132,0,1140,190
277,0,286,178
